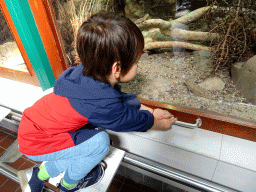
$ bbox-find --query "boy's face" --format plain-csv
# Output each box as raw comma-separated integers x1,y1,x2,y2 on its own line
119,52,142,83
119,63,138,83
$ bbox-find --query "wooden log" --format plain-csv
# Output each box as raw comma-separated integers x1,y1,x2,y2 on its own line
144,41,210,51
162,28,219,41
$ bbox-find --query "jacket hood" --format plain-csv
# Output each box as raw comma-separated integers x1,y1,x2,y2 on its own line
54,64,122,100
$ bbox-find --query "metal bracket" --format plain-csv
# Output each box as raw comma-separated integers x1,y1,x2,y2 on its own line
173,118,202,129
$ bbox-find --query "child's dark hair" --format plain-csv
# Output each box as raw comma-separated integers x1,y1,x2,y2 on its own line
76,12,144,83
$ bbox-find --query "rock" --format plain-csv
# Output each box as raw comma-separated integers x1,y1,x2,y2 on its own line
231,62,245,85
185,81,205,95
198,77,225,91
184,80,214,99
234,55,256,104
193,50,213,74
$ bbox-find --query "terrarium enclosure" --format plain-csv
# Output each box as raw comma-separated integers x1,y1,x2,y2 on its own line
52,0,256,122
51,0,256,121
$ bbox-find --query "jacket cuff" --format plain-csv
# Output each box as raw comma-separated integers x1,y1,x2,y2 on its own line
140,110,154,132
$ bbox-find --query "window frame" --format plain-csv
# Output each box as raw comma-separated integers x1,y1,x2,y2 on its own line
0,0,39,86
0,0,68,89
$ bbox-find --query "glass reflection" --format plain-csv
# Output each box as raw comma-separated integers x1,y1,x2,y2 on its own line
0,9,28,73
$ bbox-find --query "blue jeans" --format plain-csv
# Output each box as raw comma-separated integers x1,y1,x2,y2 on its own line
26,131,110,184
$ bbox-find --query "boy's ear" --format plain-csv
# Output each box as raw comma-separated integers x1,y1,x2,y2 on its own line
112,61,121,78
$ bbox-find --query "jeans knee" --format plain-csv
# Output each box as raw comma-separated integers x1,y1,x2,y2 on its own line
95,131,110,156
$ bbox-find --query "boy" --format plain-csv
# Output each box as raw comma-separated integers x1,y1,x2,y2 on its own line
18,12,177,192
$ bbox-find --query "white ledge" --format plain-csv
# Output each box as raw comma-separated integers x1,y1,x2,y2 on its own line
0,77,47,112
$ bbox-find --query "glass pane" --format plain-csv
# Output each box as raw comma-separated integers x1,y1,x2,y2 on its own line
52,0,115,66
0,9,28,73
51,0,256,122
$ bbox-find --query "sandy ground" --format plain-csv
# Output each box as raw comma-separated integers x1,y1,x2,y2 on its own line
120,51,256,122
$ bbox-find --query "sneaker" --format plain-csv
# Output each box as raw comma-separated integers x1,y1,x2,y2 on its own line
57,162,106,192
17,165,45,192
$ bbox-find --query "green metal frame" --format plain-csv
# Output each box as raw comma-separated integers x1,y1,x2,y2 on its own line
4,0,55,91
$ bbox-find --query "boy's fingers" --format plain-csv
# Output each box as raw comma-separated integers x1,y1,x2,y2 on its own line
162,114,171,118
171,117,178,124
166,112,175,118
162,114,174,119
167,117,177,122
158,115,170,120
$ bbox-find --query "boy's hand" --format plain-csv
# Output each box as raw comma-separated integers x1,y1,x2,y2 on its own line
159,116,178,130
151,108,177,131
153,108,173,120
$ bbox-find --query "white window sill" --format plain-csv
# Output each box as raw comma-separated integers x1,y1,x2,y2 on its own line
0,77,52,112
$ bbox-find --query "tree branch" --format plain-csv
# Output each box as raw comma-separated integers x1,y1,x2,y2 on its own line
172,6,211,25
137,6,212,31
163,28,219,41
144,41,211,51
137,6,219,42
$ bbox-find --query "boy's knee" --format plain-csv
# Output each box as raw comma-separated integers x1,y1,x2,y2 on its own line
101,131,110,143
96,131,110,154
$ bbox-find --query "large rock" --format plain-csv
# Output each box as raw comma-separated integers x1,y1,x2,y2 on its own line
232,55,256,104
231,62,245,85
198,77,225,91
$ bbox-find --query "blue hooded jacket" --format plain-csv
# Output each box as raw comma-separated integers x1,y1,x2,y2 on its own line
18,64,154,155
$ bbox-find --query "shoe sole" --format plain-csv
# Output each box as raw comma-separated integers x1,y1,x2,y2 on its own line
100,160,107,170
17,167,33,192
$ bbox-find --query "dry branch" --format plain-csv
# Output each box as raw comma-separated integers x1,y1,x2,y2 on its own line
143,28,173,43
137,19,171,31
137,6,219,43
144,41,210,51
209,0,255,72
163,28,219,41
139,20,219,42
172,6,211,25
137,6,212,31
